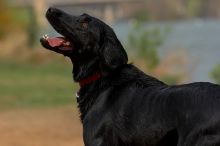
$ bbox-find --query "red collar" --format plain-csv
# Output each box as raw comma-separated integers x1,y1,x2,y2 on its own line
79,72,102,88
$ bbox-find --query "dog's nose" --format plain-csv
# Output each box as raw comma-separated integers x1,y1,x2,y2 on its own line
46,7,61,16
47,7,55,13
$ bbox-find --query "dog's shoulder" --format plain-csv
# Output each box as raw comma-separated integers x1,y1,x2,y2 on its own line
109,64,165,88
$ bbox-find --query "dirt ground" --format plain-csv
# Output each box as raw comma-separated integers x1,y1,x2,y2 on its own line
0,106,84,146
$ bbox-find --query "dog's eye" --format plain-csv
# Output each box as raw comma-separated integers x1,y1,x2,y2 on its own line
81,22,88,29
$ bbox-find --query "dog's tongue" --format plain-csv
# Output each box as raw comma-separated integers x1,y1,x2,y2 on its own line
47,37,65,47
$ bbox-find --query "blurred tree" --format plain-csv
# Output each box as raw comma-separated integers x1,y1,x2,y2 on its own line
0,0,12,38
0,0,30,39
0,0,38,47
127,20,167,69
211,64,220,84
26,6,38,47
126,21,184,85
159,74,182,85
186,0,201,18
132,10,150,22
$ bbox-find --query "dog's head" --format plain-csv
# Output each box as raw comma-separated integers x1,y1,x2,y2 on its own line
41,8,128,75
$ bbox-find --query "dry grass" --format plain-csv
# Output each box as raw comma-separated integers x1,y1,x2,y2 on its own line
0,106,83,146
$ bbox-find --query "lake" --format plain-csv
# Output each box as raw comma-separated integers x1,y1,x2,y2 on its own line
46,19,220,83
113,19,220,83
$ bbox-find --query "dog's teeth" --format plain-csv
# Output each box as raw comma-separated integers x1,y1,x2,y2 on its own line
63,41,70,46
42,34,49,40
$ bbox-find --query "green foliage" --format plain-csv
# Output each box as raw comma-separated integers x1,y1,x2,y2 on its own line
26,7,38,47
187,0,201,17
211,64,220,84
0,0,30,38
12,6,38,47
127,20,167,68
10,8,30,29
132,10,150,22
126,20,182,84
159,75,181,85
0,60,77,109
0,0,12,38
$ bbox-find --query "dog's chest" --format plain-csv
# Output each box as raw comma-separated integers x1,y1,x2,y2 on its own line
83,102,170,146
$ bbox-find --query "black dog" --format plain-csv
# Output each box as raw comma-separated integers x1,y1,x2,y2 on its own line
41,7,220,146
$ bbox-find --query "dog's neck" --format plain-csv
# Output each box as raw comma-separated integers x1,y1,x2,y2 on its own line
79,72,102,88
70,62,166,121
69,57,103,120
70,56,101,82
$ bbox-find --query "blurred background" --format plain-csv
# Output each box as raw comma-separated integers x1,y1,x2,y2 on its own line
0,0,220,145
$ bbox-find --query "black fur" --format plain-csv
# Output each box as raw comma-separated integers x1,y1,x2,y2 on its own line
41,7,220,146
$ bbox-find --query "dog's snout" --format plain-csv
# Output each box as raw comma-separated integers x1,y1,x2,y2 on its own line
46,7,62,17
47,7,55,13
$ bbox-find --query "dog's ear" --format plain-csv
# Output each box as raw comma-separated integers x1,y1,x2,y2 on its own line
101,27,128,70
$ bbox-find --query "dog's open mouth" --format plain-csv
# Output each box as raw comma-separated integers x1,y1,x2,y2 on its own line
41,34,73,51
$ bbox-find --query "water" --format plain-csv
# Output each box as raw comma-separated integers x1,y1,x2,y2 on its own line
45,19,220,82
112,19,220,83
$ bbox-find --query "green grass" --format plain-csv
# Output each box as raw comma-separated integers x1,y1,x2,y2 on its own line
0,60,78,109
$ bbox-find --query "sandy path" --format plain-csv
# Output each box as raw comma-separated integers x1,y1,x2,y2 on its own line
0,106,83,146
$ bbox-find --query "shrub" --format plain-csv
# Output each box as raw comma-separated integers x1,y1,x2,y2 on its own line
211,64,220,84
127,20,168,69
